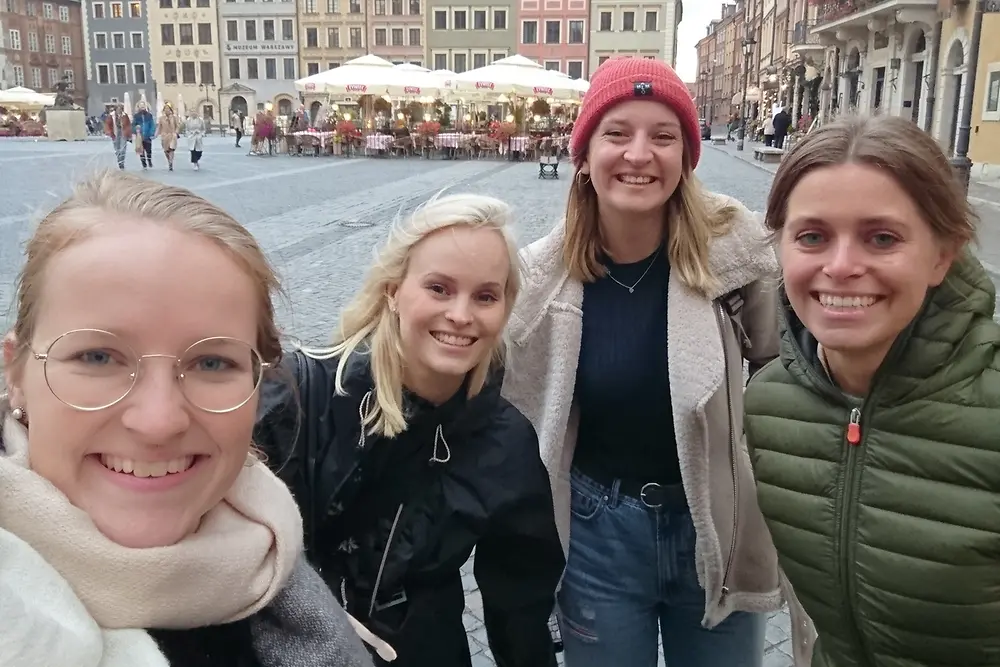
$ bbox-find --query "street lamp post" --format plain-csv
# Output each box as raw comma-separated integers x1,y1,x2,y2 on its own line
737,33,757,152
950,0,986,194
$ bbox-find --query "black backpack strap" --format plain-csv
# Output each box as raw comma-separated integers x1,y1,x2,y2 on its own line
292,350,326,556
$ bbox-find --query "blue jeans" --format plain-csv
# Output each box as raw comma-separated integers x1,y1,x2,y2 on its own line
559,468,765,667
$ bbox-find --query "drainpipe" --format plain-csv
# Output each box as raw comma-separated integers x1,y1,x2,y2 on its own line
950,0,984,195
923,18,942,133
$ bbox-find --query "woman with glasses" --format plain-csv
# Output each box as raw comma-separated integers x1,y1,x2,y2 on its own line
254,194,566,667
0,171,374,667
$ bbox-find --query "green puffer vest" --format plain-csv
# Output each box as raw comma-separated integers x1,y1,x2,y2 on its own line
744,253,1000,667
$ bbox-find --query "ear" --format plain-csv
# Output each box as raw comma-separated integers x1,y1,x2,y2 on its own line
3,333,25,408
579,160,590,176
928,244,958,288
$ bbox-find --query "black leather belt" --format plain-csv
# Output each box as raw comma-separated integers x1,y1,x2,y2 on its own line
578,467,687,510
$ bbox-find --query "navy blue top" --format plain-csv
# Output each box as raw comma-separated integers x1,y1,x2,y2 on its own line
572,246,680,484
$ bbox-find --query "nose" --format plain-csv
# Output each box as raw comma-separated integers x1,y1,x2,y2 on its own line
623,133,654,164
445,296,474,326
822,237,866,282
120,360,190,442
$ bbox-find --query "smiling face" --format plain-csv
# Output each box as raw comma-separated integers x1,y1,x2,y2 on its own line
780,162,955,366
390,225,510,404
581,99,685,223
4,221,260,548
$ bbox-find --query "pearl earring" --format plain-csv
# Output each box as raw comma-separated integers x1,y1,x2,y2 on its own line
11,407,24,422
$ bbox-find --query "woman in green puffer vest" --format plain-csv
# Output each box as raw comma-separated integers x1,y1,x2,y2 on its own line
744,114,1000,667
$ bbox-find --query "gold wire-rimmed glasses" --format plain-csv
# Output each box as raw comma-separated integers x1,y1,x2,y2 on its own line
31,329,271,414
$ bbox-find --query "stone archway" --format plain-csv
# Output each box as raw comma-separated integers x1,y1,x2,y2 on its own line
231,95,248,117
309,100,322,123
899,26,929,124
278,98,293,117
938,37,966,155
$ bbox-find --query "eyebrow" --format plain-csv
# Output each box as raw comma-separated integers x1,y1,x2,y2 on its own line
601,118,682,131
423,273,504,291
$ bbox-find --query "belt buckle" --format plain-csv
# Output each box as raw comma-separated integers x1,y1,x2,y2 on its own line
640,482,664,509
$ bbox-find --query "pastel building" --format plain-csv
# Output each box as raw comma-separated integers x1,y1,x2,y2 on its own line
516,0,588,79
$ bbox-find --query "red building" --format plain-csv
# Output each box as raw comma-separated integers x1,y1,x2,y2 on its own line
1,0,87,103
516,0,588,80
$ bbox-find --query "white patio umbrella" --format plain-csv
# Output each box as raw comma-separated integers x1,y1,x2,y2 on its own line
295,54,449,98
451,54,588,100
123,92,132,114
176,94,185,117
0,86,55,108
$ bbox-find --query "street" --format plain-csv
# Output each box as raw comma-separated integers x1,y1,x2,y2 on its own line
2,135,998,666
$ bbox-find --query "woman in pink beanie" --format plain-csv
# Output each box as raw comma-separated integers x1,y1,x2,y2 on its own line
502,57,805,666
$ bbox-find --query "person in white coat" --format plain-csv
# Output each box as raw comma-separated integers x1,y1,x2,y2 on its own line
186,110,206,170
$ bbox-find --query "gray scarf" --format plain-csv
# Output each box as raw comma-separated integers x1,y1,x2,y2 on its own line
250,557,376,667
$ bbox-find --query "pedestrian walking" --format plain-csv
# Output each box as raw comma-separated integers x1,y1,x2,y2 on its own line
745,114,999,666
103,104,132,170
186,111,205,170
763,112,775,147
502,57,797,667
231,110,243,147
157,103,181,171
254,194,565,667
132,101,156,170
771,108,791,149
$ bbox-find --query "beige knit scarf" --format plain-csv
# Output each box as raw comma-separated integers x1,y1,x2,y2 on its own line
0,416,304,630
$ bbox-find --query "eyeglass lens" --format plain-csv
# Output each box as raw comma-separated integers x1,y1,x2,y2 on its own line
42,330,264,412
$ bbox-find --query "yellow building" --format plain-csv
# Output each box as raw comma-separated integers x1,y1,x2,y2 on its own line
149,0,224,125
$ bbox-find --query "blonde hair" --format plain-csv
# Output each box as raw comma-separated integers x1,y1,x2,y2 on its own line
765,114,977,247
303,193,521,439
564,137,736,296
8,170,283,380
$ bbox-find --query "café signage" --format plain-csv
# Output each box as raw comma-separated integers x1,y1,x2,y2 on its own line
225,42,297,54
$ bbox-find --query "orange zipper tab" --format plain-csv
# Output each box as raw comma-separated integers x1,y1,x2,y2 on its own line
847,408,862,445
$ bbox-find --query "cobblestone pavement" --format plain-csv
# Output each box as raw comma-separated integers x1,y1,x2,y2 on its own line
3,133,994,666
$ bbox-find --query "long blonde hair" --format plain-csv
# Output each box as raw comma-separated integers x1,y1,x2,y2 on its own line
303,193,521,439
564,140,736,296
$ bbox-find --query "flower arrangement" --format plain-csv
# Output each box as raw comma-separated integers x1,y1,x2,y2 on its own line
796,114,813,133
336,119,359,137
489,121,518,142
417,121,441,136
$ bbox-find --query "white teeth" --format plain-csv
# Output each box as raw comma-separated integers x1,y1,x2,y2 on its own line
432,332,476,347
817,294,878,309
99,454,195,478
618,175,654,185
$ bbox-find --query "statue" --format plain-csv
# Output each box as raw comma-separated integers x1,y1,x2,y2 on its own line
51,77,75,108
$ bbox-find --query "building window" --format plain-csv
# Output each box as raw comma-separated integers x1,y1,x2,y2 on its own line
181,61,197,83
159,0,171,7
61,35,71,54
326,0,338,11
48,68,58,87
473,9,485,29
391,27,402,45
247,58,258,78
373,0,384,13
599,11,611,31
196,0,210,7
349,0,359,12
58,4,68,20
544,60,559,71
28,31,38,51
97,63,111,84
390,0,401,12
41,2,51,17
327,26,339,47
198,23,212,44
307,62,319,75
12,65,24,87
161,24,174,45
283,57,295,78
112,32,124,48
454,53,466,72
114,63,127,84
568,19,583,43
567,60,582,78
408,27,419,45
433,52,447,70
133,63,146,84
179,24,193,45
44,33,55,52
244,20,256,40
493,8,505,29
644,10,656,31
622,11,634,31
227,20,238,41
7,29,20,51
433,9,446,29
163,61,178,83
282,19,294,39
93,3,105,18
983,65,1000,121
374,28,385,46
63,68,74,87
598,55,609,65
131,32,143,48
349,26,361,47
110,1,122,16
264,57,276,79
409,0,418,13
306,27,317,47
545,20,559,43
303,0,315,11
453,9,466,29
473,52,485,68
521,20,536,44
263,20,275,40
229,58,240,78
94,33,107,49
492,51,505,61
31,67,41,89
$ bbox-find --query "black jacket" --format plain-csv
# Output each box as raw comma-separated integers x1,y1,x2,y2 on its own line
254,350,565,667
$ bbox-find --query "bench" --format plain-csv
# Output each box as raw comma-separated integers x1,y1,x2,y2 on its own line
711,136,727,145
539,155,559,179
753,146,784,163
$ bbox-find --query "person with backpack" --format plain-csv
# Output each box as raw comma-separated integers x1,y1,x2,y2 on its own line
501,58,804,667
